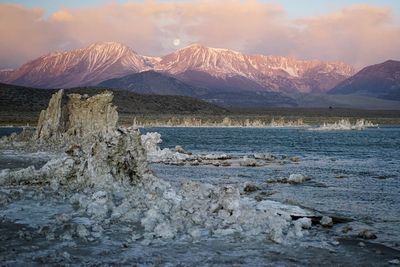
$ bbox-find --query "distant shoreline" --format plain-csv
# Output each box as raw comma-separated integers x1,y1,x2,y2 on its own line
1,114,400,127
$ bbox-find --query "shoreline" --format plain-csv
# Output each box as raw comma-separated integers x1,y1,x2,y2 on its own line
1,114,400,127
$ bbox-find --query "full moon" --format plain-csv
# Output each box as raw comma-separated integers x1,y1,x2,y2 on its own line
173,38,181,46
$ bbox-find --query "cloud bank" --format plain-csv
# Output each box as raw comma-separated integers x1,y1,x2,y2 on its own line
1,1,399,69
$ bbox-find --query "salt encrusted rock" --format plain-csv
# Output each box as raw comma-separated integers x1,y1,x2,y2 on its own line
267,174,310,185
175,145,191,155
64,93,117,138
287,174,310,184
293,217,312,237
254,153,276,161
0,126,149,189
36,90,64,140
140,132,162,155
141,132,191,163
320,216,333,227
296,217,312,229
33,89,118,151
239,156,259,167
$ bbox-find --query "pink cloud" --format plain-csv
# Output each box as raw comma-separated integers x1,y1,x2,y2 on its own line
0,2,399,69
293,5,400,68
0,4,64,68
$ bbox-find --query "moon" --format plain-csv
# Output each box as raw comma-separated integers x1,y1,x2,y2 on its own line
173,38,181,46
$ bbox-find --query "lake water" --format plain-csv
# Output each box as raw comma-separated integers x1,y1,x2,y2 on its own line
142,127,400,245
1,126,400,265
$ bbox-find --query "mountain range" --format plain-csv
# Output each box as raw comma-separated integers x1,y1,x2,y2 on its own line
0,42,354,93
1,41,399,109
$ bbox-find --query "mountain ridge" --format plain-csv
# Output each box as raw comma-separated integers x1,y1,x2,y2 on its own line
329,60,400,100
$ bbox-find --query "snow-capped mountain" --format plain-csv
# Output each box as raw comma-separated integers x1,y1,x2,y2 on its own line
1,42,152,88
157,44,355,93
0,42,355,92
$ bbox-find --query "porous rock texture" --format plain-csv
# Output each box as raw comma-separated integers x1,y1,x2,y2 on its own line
35,89,64,140
35,89,118,147
0,90,313,244
63,93,118,139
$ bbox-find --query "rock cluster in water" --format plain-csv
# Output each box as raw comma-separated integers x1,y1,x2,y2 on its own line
141,132,302,167
0,90,317,245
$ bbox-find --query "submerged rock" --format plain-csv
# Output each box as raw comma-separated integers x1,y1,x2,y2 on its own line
267,174,311,185
202,153,231,160
244,184,260,193
320,216,333,227
289,157,301,163
358,229,377,240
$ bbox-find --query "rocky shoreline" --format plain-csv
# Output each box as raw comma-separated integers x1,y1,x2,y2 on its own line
0,90,398,265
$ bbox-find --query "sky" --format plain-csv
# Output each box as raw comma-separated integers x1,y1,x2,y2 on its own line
0,0,399,69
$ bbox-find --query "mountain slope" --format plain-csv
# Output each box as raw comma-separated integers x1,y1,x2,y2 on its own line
329,60,400,100
0,42,354,94
202,91,297,108
297,93,400,110
0,83,228,120
1,42,153,88
97,70,207,97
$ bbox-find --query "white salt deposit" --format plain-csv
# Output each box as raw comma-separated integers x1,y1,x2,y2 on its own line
141,132,190,163
288,173,310,184
310,119,378,131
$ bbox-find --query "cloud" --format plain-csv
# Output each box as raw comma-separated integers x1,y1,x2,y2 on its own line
0,1,399,69
293,5,400,67
0,4,64,68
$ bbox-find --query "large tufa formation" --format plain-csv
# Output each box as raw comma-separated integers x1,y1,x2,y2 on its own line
35,89,118,143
